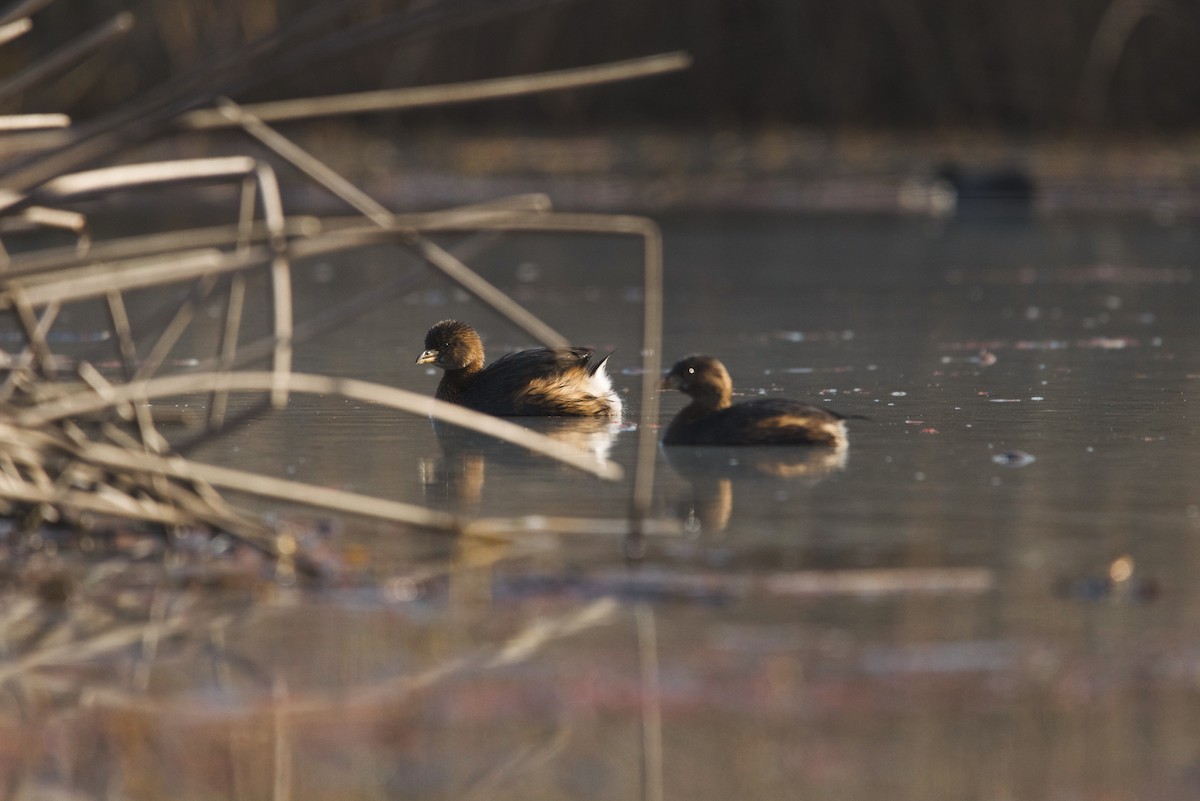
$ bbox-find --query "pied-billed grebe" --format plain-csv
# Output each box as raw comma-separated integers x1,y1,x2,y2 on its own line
661,355,846,446
416,319,622,417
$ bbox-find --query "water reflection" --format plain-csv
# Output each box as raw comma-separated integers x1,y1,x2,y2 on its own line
664,444,847,532
17,213,1200,800
37,590,626,801
421,417,621,507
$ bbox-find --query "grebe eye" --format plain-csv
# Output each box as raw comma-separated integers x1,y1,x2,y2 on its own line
687,367,695,374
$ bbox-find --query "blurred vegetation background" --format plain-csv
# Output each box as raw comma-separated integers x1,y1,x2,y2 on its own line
7,0,1198,133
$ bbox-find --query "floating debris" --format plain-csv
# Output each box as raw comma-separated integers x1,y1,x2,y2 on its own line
770,329,855,343
863,639,1018,675
945,265,1193,285
1054,555,1160,603
991,450,1036,467
942,337,1151,353
1079,336,1137,350
765,567,994,597
500,566,997,603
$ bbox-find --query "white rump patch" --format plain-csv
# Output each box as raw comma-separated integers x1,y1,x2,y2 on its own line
588,361,623,418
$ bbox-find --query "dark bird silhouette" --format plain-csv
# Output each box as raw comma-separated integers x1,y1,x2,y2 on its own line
661,355,847,446
416,319,621,417
934,163,1036,213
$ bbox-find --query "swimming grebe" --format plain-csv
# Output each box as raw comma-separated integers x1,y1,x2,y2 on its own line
661,355,846,446
416,319,622,417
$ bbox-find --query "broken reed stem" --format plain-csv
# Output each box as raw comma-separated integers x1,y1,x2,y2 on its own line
0,113,70,132
39,157,260,199
236,174,259,254
1,217,318,278
268,253,293,408
103,290,138,381
407,235,569,348
133,590,171,692
0,18,28,48
0,0,58,28
193,267,424,381
215,99,570,349
210,273,246,429
182,230,506,407
0,206,84,237
1076,1,1188,125
0,6,667,203
0,11,134,106
181,52,693,129
634,225,663,523
0,23,686,570
0,481,194,528
344,211,666,521
1,248,231,307
5,291,57,385
296,214,664,517
463,515,679,538
0,211,663,518
0,199,552,279
637,604,665,801
79,438,460,532
16,154,297,410
214,97,394,227
272,678,293,801
0,173,659,540
16,371,623,480
252,162,293,408
0,396,668,544
130,275,214,384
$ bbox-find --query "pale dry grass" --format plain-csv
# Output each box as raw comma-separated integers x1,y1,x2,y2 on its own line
0,5,690,797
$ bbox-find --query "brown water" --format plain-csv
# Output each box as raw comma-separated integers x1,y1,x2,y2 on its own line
13,213,1200,800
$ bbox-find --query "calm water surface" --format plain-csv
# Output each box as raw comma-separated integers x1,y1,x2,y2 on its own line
22,214,1200,800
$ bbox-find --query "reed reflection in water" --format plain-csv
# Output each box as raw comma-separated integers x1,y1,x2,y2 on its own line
13,213,1200,801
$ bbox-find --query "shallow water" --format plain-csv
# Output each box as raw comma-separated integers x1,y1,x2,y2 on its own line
17,213,1200,800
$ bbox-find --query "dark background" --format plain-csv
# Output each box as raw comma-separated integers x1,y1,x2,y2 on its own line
6,0,1199,134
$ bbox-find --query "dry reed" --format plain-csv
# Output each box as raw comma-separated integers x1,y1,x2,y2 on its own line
0,10,697,798
0,4,686,558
